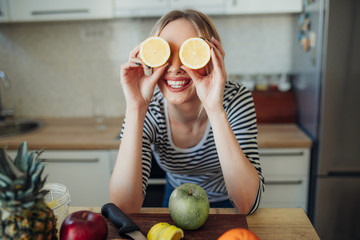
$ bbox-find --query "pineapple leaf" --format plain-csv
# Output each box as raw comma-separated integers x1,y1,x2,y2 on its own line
0,173,13,187
0,148,24,179
14,141,30,172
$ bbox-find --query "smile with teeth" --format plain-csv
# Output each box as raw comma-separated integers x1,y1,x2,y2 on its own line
166,80,190,88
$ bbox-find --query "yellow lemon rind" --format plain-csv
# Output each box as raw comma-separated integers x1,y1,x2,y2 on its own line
147,222,171,240
158,225,184,240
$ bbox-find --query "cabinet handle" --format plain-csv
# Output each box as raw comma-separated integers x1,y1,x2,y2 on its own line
259,152,304,157
265,180,303,185
40,158,99,163
31,9,89,16
148,178,166,185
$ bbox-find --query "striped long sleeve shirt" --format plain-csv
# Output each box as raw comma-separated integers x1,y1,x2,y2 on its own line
120,81,265,214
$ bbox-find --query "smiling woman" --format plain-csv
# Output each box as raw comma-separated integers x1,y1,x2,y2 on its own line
109,9,264,215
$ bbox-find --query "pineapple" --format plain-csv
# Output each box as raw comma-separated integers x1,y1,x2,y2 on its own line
0,142,58,240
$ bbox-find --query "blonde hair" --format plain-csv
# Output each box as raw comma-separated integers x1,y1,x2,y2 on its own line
150,9,221,42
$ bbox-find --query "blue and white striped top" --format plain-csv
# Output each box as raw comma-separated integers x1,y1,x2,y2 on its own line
120,81,264,214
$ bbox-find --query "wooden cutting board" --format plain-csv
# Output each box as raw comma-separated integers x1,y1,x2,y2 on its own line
106,213,248,240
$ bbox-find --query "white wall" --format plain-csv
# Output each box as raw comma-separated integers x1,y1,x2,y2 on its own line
0,14,296,118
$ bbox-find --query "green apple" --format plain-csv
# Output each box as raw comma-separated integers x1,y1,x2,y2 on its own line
169,183,210,230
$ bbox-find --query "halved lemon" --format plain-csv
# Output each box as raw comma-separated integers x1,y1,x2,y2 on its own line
147,222,170,240
139,36,171,68
158,225,184,240
179,37,211,69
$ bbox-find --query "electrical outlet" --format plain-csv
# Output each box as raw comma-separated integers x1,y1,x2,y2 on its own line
80,27,112,42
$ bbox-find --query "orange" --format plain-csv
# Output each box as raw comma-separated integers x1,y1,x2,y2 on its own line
179,37,211,69
217,228,259,240
139,36,171,68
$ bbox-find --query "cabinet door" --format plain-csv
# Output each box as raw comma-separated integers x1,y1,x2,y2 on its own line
114,0,168,17
226,0,302,14
259,148,310,211
10,0,112,22
39,150,112,206
9,150,113,206
170,0,225,15
0,0,9,22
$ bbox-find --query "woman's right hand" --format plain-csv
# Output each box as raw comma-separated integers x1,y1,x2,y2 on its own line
120,44,168,111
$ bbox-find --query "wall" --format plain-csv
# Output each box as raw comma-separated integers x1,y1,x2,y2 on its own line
0,14,296,118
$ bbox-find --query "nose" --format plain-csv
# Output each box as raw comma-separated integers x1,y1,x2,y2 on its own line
167,54,184,74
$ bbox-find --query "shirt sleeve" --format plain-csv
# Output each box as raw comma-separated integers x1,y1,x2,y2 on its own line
224,82,265,214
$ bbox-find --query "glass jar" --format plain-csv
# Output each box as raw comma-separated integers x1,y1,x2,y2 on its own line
43,183,71,232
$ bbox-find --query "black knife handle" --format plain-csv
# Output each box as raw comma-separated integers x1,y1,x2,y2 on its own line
101,203,140,235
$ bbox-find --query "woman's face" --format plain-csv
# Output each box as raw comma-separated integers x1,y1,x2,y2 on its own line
157,18,206,105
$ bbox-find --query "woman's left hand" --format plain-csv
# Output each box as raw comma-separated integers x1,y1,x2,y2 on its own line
182,37,227,113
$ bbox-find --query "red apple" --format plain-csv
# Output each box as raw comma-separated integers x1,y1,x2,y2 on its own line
60,210,108,240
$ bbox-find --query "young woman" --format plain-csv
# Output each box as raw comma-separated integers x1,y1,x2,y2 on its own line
109,9,264,215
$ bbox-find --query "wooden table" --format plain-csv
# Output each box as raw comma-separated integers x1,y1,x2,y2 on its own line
69,207,320,240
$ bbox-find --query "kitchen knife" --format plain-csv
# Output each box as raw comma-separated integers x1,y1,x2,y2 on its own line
101,203,147,240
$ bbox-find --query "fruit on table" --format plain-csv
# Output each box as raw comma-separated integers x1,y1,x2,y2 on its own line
159,225,184,240
169,183,210,230
140,36,171,68
60,211,107,240
147,222,184,240
147,222,170,240
179,37,211,69
0,141,58,239
217,228,260,240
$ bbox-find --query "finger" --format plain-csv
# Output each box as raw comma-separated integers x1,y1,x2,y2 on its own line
129,56,146,68
121,61,142,71
129,44,141,59
211,37,225,57
120,63,144,82
211,47,222,67
181,66,203,84
149,63,168,84
204,38,225,62
210,47,226,74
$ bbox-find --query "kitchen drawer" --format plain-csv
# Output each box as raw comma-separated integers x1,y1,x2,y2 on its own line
260,148,310,175
9,0,112,22
262,176,308,204
225,0,302,14
260,201,306,209
259,148,310,211
9,150,113,206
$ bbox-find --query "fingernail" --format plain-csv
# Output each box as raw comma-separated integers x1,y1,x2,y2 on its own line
206,38,211,42
165,63,170,68
135,62,141,66
200,37,205,40
146,65,151,69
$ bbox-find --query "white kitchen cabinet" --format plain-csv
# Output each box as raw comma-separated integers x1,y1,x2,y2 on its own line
114,0,225,18
0,0,10,22
9,0,113,22
259,148,310,211
114,0,168,18
9,150,114,207
225,0,303,14
170,0,225,15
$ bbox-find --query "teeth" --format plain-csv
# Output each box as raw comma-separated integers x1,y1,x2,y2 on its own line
167,80,186,88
